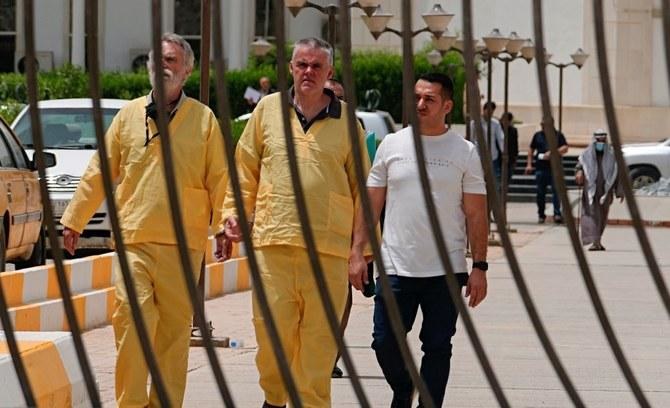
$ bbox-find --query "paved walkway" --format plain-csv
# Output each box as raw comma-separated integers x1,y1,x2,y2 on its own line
82,202,670,407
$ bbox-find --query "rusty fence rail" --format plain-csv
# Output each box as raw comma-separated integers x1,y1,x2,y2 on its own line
0,0,667,407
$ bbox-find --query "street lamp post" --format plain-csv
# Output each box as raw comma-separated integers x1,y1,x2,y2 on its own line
546,48,589,133
363,3,454,125
286,0,381,52
493,34,534,226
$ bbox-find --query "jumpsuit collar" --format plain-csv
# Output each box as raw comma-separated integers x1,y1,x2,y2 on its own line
288,87,341,131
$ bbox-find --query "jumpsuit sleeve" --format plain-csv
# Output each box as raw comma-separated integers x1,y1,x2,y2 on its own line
205,112,228,233
60,114,122,233
220,107,263,228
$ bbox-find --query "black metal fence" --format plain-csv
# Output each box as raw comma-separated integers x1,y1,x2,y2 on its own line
0,0,667,406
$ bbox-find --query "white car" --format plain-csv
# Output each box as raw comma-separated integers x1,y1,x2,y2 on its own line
622,138,670,188
11,98,129,248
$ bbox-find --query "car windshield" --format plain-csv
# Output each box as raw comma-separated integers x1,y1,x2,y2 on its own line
13,107,119,149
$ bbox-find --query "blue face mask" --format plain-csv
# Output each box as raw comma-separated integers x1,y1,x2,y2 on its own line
595,142,606,152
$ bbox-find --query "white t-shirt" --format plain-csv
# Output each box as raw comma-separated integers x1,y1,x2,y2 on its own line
367,126,486,278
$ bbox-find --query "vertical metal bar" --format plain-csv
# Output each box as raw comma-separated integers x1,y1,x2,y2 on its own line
194,0,212,333
0,226,35,407
149,1,235,406
337,1,436,407
403,0,510,405
558,65,563,133
501,59,510,225
199,0,211,104
459,1,586,405
327,5,337,59
271,0,370,405
84,1,171,406
595,0,670,317
210,0,303,406
24,0,102,405
532,1,651,406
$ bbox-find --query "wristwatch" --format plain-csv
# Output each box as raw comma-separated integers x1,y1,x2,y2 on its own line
472,261,488,271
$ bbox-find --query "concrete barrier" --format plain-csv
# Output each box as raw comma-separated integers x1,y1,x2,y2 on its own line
0,331,88,407
3,257,250,332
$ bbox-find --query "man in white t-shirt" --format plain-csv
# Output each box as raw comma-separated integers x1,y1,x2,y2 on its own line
349,73,489,407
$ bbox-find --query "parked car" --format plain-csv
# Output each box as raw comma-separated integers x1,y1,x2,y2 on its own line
11,98,129,249
622,138,670,188
0,117,56,268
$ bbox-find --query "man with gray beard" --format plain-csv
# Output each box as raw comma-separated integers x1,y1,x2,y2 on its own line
61,33,228,406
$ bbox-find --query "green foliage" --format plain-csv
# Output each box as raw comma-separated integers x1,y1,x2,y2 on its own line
0,49,470,126
0,100,25,124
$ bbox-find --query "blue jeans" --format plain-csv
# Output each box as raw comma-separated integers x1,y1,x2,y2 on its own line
535,168,561,219
372,275,465,407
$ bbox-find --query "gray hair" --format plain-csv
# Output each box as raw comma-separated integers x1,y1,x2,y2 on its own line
291,37,334,66
147,32,195,71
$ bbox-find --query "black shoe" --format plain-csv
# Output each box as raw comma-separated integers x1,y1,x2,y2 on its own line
553,215,563,224
538,217,546,224
588,243,606,251
331,365,343,378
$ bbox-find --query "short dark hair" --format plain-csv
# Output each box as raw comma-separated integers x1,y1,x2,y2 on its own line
417,72,454,100
502,111,513,121
483,101,496,111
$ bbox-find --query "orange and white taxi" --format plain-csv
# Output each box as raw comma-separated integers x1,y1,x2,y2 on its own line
0,116,55,269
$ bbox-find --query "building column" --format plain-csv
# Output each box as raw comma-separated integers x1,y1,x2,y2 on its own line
71,0,86,67
222,0,254,69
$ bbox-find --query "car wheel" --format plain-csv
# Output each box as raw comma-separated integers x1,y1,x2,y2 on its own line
14,228,46,269
629,166,660,189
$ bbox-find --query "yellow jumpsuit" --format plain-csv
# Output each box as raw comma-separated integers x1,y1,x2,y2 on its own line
61,94,227,407
221,92,369,407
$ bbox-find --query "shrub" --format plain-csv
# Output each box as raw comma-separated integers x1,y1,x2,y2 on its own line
0,49,470,126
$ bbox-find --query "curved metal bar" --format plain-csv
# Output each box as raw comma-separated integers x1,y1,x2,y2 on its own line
532,1,651,406
23,0,102,405
593,0,670,317
403,0,510,406
84,0,171,406
148,1,234,406
458,0,586,405
0,228,35,406
210,0,303,406
336,1,436,407
271,1,369,405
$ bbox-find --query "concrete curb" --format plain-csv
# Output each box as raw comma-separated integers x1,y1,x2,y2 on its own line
1,254,114,308
3,257,250,332
0,331,88,407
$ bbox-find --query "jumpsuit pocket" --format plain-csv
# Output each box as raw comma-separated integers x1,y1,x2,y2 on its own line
181,187,210,229
327,192,354,237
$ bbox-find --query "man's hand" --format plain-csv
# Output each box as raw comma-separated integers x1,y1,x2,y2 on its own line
465,268,487,308
224,216,243,242
63,227,80,256
575,170,584,186
214,235,233,262
524,165,534,175
348,250,368,291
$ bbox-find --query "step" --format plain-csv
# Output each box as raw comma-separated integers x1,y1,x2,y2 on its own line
0,332,88,407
